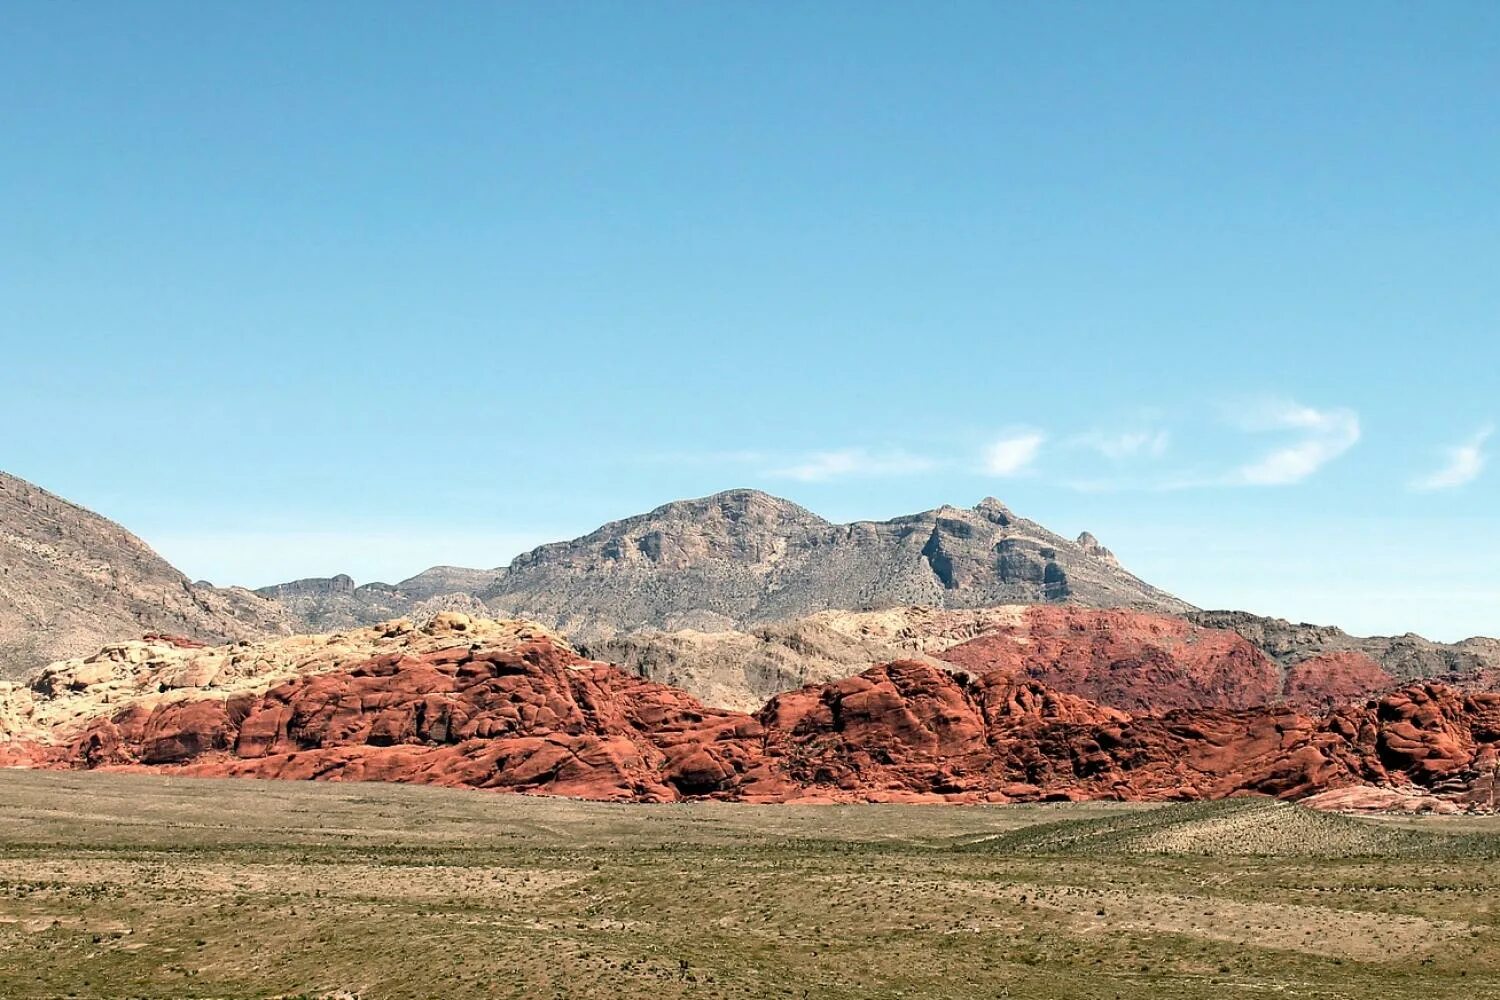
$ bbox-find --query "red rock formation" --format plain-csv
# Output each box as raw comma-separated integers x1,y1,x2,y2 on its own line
758,663,1500,804
935,607,1283,712
70,638,781,802
1283,651,1396,710
928,608,1468,717
38,633,1500,808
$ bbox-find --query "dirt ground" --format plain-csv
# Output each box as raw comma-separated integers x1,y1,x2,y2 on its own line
0,770,1497,999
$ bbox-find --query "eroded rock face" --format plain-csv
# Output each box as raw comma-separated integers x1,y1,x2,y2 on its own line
0,613,568,750
14,617,1500,809
1284,652,1397,711
69,637,775,802
934,607,1282,713
757,664,1500,805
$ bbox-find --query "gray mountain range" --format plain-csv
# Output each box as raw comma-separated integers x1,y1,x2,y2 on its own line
257,489,1190,636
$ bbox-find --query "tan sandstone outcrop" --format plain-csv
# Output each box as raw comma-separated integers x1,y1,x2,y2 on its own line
0,612,565,753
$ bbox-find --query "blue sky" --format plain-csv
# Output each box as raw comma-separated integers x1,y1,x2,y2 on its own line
2,3,1497,640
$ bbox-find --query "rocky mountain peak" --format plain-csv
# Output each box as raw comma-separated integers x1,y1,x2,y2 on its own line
972,496,1014,525
241,491,1193,637
480,491,1192,639
1075,531,1119,566
647,489,827,527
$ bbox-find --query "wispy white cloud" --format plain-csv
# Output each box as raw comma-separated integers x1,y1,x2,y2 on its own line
769,448,937,482
1074,428,1170,461
1411,424,1493,492
658,401,1367,493
981,431,1045,476
1227,400,1360,486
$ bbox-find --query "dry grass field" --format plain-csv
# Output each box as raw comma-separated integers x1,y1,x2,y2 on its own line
0,770,1497,999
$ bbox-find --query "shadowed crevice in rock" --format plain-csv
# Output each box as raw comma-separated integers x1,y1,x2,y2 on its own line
920,528,959,590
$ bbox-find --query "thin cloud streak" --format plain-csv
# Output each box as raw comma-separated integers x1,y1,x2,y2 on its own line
1228,400,1361,486
1073,428,1170,461
1411,424,1493,492
981,431,1046,476
655,399,1369,494
1064,400,1361,492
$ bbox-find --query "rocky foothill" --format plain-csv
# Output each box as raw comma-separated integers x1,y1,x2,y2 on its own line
2,612,1496,812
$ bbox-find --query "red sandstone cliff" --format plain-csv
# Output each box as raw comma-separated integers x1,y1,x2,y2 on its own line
20,622,1496,808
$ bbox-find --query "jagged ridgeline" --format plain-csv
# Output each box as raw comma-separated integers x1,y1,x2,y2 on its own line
259,489,1189,637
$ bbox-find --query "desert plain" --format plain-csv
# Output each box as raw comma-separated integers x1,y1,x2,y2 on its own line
1,770,1497,1000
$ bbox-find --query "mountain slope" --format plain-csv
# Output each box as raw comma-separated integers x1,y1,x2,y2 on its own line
258,490,1188,635
255,574,490,633
482,489,1190,637
0,472,293,678
1188,610,1500,689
